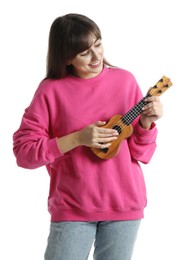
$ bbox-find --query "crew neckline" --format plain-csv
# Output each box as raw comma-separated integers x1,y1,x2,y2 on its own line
65,66,110,86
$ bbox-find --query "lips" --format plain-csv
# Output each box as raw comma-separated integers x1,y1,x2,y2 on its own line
89,60,101,68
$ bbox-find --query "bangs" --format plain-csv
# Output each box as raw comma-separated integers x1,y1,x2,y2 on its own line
67,29,101,58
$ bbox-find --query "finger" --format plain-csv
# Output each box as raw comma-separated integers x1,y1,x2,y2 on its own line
142,101,161,111
93,139,118,149
142,107,162,117
97,136,118,143
95,121,107,126
97,128,119,136
91,135,118,148
145,96,160,102
93,142,112,149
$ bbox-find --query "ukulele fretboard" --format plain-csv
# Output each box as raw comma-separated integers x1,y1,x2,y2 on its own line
121,93,151,125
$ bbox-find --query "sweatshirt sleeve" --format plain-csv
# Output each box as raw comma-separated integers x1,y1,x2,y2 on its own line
13,83,62,169
13,110,62,169
128,120,158,164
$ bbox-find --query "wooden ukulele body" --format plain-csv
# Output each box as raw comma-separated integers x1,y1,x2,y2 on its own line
91,115,133,159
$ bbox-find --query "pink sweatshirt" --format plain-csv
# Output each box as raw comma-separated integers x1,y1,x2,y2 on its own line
13,67,157,221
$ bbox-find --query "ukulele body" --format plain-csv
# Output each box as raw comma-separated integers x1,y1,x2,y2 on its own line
91,115,133,159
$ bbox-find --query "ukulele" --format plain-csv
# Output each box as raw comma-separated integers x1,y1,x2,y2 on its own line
91,75,173,159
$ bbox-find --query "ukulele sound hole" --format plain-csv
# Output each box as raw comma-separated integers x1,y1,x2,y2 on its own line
112,125,122,135
100,125,122,154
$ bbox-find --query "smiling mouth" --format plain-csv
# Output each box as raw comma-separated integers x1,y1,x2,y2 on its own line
89,60,101,68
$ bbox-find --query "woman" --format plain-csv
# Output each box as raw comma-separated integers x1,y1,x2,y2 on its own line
13,13,163,260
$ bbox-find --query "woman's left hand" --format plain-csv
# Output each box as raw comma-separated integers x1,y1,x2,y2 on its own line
139,96,163,129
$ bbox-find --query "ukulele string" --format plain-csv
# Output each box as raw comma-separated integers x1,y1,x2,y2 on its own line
110,94,149,133
109,78,167,134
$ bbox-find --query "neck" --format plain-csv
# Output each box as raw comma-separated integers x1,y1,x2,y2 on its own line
121,93,150,125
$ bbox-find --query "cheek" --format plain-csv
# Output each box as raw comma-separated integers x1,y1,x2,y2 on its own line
80,59,91,67
100,46,104,55
72,59,88,68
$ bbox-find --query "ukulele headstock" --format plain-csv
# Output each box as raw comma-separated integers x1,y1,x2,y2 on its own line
148,76,173,97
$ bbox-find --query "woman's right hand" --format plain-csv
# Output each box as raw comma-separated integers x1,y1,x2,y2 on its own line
78,121,118,149
57,121,118,154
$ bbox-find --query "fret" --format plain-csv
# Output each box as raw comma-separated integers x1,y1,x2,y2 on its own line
121,94,150,125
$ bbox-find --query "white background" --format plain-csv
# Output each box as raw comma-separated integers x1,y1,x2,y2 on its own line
0,0,187,259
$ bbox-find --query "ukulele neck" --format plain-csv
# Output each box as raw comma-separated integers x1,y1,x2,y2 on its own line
122,93,151,125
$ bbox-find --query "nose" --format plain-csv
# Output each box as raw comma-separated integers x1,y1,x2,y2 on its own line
90,49,99,61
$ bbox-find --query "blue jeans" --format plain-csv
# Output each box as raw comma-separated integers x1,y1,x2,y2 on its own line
44,220,141,260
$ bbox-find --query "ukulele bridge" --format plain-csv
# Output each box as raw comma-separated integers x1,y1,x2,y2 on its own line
101,147,109,153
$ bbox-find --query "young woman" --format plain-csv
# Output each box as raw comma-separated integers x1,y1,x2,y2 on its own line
13,13,163,260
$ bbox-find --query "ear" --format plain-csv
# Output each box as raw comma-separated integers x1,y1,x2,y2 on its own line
67,60,72,66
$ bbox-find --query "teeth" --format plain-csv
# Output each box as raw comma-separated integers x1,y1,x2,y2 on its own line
91,61,100,66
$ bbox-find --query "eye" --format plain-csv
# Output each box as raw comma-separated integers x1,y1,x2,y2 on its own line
95,40,102,47
95,43,101,47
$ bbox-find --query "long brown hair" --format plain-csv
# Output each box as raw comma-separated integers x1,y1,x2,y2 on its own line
46,13,111,79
